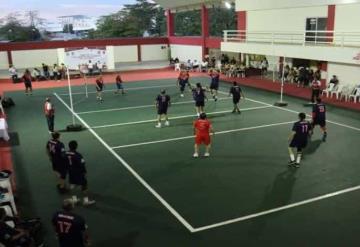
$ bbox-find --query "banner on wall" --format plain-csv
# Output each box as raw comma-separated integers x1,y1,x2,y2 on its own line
64,47,107,70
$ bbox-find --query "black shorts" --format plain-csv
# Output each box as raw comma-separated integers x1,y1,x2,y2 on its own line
233,97,240,104
24,82,32,89
96,88,103,92
69,173,87,188
313,119,326,128
210,83,219,90
195,101,205,107
289,139,307,151
52,161,67,179
158,107,168,115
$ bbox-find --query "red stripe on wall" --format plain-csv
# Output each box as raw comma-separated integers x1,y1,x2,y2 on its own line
168,36,203,46
0,37,169,51
205,38,221,49
327,5,336,42
237,11,247,40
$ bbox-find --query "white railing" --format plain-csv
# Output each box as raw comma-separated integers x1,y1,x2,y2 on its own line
223,30,360,48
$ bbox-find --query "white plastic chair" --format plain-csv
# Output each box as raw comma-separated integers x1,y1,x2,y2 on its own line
321,83,335,97
349,87,360,103
330,84,344,99
340,85,354,102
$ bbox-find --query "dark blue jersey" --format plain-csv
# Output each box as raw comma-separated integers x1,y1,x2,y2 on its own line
52,211,87,247
66,151,86,177
46,140,66,163
312,103,326,120
211,74,220,84
292,120,311,142
156,95,170,109
96,80,103,90
193,88,206,102
230,85,242,98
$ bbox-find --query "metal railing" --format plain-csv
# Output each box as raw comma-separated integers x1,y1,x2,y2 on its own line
223,30,360,48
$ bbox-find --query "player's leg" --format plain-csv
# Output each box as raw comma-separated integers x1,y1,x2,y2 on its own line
50,115,55,132
193,144,199,157
204,136,211,157
295,147,303,167
195,106,200,117
156,114,162,128
81,180,95,206
180,84,185,97
288,147,296,166
321,123,327,142
164,113,170,126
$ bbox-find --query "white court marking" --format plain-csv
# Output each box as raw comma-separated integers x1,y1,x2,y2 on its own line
91,105,272,129
53,93,196,233
111,120,294,149
77,97,230,115
58,84,177,96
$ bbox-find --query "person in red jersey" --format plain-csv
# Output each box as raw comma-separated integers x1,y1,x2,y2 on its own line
193,113,214,158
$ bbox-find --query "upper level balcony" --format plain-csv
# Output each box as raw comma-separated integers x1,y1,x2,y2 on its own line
221,30,360,64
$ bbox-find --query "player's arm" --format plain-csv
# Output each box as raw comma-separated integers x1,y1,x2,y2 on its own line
288,131,296,142
210,125,215,135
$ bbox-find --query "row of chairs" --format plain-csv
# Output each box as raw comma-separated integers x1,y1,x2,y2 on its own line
322,83,360,103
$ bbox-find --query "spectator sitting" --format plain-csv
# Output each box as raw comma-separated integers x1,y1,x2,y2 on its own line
238,63,246,78
314,69,321,81
174,57,179,63
186,59,193,71
31,68,41,81
8,65,18,83
261,58,269,76
42,63,49,79
230,57,236,65
53,64,60,81
329,75,339,89
200,60,208,72
192,60,200,71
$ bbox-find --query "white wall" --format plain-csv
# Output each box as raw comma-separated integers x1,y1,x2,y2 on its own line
141,44,168,61
236,0,360,11
334,3,360,32
113,45,138,63
57,48,65,65
12,49,58,69
247,6,327,32
0,52,8,70
170,45,202,62
327,62,360,86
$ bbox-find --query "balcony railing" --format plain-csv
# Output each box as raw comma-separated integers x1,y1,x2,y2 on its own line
223,30,360,48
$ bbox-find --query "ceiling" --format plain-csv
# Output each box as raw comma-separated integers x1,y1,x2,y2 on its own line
153,0,228,10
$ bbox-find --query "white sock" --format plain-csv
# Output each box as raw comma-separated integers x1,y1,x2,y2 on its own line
290,154,295,161
296,154,302,163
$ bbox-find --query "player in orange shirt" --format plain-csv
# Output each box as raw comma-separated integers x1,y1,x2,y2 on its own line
193,113,214,157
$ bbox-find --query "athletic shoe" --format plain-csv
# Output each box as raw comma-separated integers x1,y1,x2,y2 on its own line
232,110,236,113
180,94,184,97
204,152,210,157
288,160,296,167
83,199,96,206
193,153,199,158
165,121,170,126
197,113,200,117
155,123,161,128
322,133,327,142
294,163,300,168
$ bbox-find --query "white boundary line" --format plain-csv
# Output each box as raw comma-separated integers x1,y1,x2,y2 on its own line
218,90,360,132
58,84,177,96
91,105,272,129
192,184,360,232
111,120,294,149
53,92,196,233
77,97,230,115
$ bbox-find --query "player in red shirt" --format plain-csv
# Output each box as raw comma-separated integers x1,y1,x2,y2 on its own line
193,113,214,157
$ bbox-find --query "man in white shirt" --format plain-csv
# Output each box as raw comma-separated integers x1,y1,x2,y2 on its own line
8,65,18,83
87,60,93,76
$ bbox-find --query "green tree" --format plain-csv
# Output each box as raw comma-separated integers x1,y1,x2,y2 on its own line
209,4,236,37
0,13,41,41
174,10,201,36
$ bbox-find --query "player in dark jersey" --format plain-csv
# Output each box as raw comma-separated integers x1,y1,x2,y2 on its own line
95,76,104,101
311,98,327,142
209,69,220,101
46,132,67,193
192,83,207,117
288,112,312,168
66,141,95,206
229,81,245,113
155,89,171,128
52,199,90,247
115,74,125,95
177,70,190,97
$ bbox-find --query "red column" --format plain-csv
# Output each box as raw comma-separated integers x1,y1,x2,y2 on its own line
237,11,247,40
7,50,13,67
166,10,174,37
201,4,209,59
326,5,336,42
320,61,328,88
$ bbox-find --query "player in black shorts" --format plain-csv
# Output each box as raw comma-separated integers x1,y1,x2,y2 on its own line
46,132,67,193
66,141,95,206
155,89,171,128
52,199,90,247
209,69,220,101
311,98,327,142
229,81,245,113
95,76,104,101
192,83,207,117
177,70,190,97
288,112,312,168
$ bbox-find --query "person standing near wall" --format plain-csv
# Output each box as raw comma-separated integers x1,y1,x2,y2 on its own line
310,78,321,103
44,97,55,133
22,69,33,95
8,65,18,83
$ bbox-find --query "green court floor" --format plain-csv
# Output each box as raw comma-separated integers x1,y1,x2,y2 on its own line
4,77,360,246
